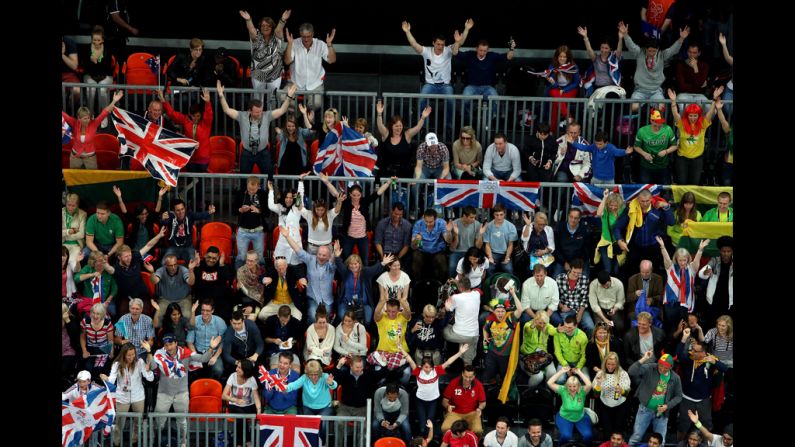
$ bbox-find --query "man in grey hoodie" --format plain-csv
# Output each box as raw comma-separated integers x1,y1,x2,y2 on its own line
618,20,690,113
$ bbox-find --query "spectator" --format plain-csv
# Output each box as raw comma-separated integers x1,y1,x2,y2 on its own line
482,298,524,389
76,251,118,317
551,259,594,337
262,305,302,371
186,299,226,380
519,304,558,391
299,173,342,255
61,36,81,108
687,411,733,447
552,208,591,278
406,305,446,366
62,194,87,271
446,206,485,279
332,355,379,421
518,211,555,277
456,246,489,290
338,180,393,262
483,133,522,181
83,26,115,124
441,365,487,437
304,304,335,367
268,181,303,267
372,382,412,443
260,257,304,322
282,359,338,440
483,416,519,447
457,33,516,105
517,419,553,447
553,120,592,182
159,89,214,172
443,277,481,366
375,100,432,179
570,131,633,185
262,351,301,414
717,33,734,116
222,310,264,376
209,47,239,87
151,253,196,328
414,131,451,181
599,431,630,447
232,176,268,270
112,185,166,257
658,237,707,334
592,351,631,438
114,298,155,361
374,203,413,269
523,123,556,182
546,366,594,445
333,246,392,326
553,314,590,383
452,126,484,180
675,44,711,111
62,370,102,403
623,311,666,368
639,432,664,447
192,248,235,321
105,0,138,61
483,204,518,275
667,87,721,185
334,310,369,358
668,192,701,246
703,315,733,365
80,303,115,378
542,45,581,130
441,420,480,447
239,9,288,98
714,98,733,186
62,304,81,386
274,117,316,175
62,91,124,170
354,117,380,149
628,352,683,446
595,190,626,277
62,247,80,301
613,190,675,278
236,250,266,320
218,80,298,179
283,22,337,111
589,271,626,336
155,302,195,347
411,208,450,281
371,295,413,383
626,261,664,324
640,1,674,42
101,342,153,446
223,359,262,447
159,199,215,264
577,26,624,99
701,192,733,222
166,38,211,88
585,322,621,377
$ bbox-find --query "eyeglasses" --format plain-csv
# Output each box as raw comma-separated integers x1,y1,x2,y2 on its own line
460,136,472,140
596,321,610,328
275,256,286,260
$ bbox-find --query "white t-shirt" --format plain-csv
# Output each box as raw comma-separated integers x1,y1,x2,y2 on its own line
483,430,519,447
422,46,453,84
225,375,259,407
376,271,411,301
412,365,445,401
456,258,490,289
301,206,339,246
450,290,481,337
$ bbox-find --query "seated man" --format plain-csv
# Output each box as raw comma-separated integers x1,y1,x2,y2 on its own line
192,247,235,321
222,310,264,376
552,121,591,183
441,365,487,437
262,305,302,372
523,123,556,182
150,253,196,328
83,200,125,259
483,416,519,447
372,383,412,444
411,208,449,281
483,133,522,181
483,204,518,275
675,43,710,113
520,264,560,325
114,298,155,361
626,260,664,323
259,257,304,321
186,299,226,380
370,296,413,384
518,418,554,447
701,191,733,222
552,314,590,383
444,205,484,278
236,250,266,321
551,259,594,337
160,199,215,264
552,208,591,278
414,132,451,181
262,351,300,414
374,202,413,270
588,270,626,336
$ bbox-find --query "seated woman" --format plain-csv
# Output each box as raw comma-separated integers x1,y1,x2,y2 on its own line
80,303,115,379
62,90,124,169
236,250,267,321
354,117,379,149
166,37,211,88
451,126,483,180
223,359,262,447
154,302,195,347
667,191,701,247
595,190,626,277
592,351,631,439
333,244,393,326
406,304,446,366
304,305,336,367
519,311,557,391
547,366,594,445
274,115,315,175
100,342,154,445
585,322,621,378
455,246,489,291
76,251,118,318
334,310,369,358
520,211,556,273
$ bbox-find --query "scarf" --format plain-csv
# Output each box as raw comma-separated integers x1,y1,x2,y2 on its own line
595,337,610,361
624,199,649,244
664,264,694,312
154,346,193,378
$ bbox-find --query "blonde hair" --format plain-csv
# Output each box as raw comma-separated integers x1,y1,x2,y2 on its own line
422,304,437,317
305,359,322,376
345,254,363,267
77,107,92,119
322,108,340,133
600,351,625,375
716,315,733,341
672,248,692,264
605,192,624,213
532,310,550,326
565,375,581,391
534,211,548,225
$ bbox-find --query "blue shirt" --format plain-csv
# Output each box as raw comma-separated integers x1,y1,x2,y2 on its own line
186,315,227,353
571,142,629,181
285,373,338,410
456,50,507,86
262,368,300,411
483,220,518,254
374,216,412,255
296,250,337,306
412,218,448,254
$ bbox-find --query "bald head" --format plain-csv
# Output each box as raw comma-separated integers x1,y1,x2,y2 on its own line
275,257,288,274
639,260,653,278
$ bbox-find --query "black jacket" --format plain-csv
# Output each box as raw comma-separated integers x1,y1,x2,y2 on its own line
554,220,591,265
263,264,305,310
622,326,666,368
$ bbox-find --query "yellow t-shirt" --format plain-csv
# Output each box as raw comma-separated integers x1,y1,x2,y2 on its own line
273,278,292,305
676,119,711,159
376,314,409,353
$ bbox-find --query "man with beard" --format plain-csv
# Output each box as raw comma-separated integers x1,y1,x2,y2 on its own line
192,246,234,320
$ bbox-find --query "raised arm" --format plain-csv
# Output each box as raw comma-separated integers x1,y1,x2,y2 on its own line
112,185,127,215
405,106,432,140
318,172,341,197
691,239,708,271
375,100,389,140
401,21,423,54
667,88,682,124
376,177,395,196
275,10,290,40
618,22,637,52
239,10,258,41
718,33,733,66
139,226,167,257
272,84,298,120
714,99,730,134
451,19,474,55
103,90,124,115
704,86,724,122
298,103,314,130
577,26,596,61
575,367,593,393
655,236,673,269
284,29,294,65
595,188,610,217
615,29,624,59
216,80,239,120
546,367,568,393
325,29,337,64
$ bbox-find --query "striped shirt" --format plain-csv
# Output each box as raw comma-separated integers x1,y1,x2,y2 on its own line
704,328,733,366
81,316,113,348
348,207,367,238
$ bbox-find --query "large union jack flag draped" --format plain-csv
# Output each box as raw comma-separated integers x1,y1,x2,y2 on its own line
571,182,663,216
312,123,377,178
62,382,116,447
434,180,540,211
111,107,197,187
258,414,321,447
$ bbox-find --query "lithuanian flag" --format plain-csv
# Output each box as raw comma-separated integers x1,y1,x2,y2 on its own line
678,221,733,258
63,169,168,212
671,185,734,215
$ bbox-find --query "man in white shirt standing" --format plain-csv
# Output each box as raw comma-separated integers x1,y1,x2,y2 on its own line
443,277,481,366
284,22,336,112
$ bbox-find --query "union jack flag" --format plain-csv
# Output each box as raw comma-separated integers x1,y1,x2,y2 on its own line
146,55,160,75
434,180,540,211
258,414,321,447
111,107,197,187
90,275,102,305
62,116,72,145
62,382,116,447
571,182,663,216
313,123,377,178
258,366,287,392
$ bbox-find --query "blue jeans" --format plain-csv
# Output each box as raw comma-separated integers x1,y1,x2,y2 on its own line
306,298,333,325
303,405,334,441
599,246,620,276
722,87,733,118
486,252,513,276
551,309,595,338
490,168,519,181
629,405,669,446
239,149,273,185
448,251,466,279
81,242,115,259
462,85,498,119
555,412,593,444
341,234,369,264
236,230,265,269
638,167,670,185
420,83,454,132
337,300,374,327
164,246,196,265
415,398,437,437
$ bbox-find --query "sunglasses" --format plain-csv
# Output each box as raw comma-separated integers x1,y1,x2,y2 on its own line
460,136,472,140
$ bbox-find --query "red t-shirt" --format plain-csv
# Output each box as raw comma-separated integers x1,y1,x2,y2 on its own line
442,430,479,447
443,376,486,414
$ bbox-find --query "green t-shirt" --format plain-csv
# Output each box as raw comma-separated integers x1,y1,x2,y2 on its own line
646,371,671,410
635,124,676,170
600,206,625,242
557,386,586,422
86,213,124,245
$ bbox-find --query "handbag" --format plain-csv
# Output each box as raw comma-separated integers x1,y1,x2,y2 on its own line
511,240,530,266
522,350,552,374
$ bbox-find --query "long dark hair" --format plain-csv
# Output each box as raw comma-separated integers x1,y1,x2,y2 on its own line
161,302,187,343
675,191,698,223
461,246,485,275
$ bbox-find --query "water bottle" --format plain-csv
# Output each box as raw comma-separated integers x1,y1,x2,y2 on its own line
216,431,225,447
614,386,621,400
391,178,397,189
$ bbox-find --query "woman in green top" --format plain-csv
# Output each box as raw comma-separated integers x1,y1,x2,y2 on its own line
547,366,593,444
520,311,557,390
667,192,701,245
77,250,118,317
594,190,625,276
